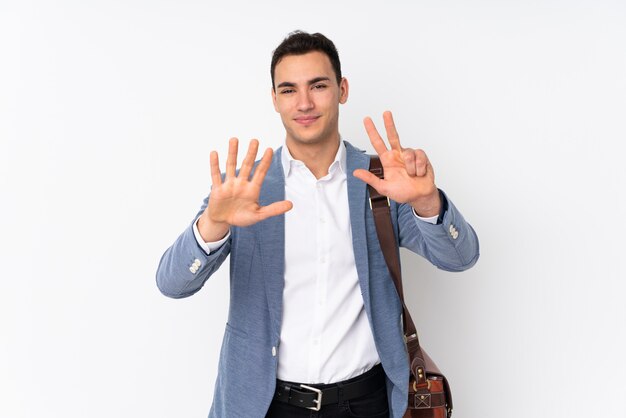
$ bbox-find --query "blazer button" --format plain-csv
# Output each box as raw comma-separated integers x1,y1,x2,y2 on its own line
271,346,277,357
449,224,459,239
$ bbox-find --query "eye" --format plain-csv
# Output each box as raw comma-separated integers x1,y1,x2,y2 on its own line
280,89,295,94
312,84,327,90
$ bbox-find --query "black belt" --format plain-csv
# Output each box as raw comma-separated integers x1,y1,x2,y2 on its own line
273,364,386,411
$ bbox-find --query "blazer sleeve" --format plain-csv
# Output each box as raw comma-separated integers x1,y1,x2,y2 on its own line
397,189,479,272
155,194,232,298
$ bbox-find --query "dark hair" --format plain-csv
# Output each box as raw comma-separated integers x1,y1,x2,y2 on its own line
270,31,342,89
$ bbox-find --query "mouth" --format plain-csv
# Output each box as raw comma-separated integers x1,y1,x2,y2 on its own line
294,115,320,126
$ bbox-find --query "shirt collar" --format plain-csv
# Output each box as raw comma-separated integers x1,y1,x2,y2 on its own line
281,140,347,178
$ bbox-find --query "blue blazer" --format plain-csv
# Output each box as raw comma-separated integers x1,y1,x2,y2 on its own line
156,141,479,418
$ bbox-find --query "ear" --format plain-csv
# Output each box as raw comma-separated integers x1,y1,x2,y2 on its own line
271,87,279,112
339,77,349,104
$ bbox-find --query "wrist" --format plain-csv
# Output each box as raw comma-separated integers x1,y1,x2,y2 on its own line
410,189,441,218
197,211,230,242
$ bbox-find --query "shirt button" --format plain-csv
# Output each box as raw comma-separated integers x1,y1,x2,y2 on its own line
312,339,319,345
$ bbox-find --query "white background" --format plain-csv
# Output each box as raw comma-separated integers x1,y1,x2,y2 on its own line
1,1,625,417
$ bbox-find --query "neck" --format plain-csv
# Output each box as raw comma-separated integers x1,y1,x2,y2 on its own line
285,137,341,179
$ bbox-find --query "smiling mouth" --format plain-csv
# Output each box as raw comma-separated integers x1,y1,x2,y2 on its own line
294,116,320,126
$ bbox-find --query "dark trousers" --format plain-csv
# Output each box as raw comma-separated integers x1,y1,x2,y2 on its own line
265,365,389,418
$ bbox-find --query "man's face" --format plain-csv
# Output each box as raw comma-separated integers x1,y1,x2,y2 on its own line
272,51,348,148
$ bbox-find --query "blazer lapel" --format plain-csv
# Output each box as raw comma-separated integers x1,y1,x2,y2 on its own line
345,142,373,310
256,148,286,341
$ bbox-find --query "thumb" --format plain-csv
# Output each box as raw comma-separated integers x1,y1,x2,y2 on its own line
353,169,384,192
256,200,294,221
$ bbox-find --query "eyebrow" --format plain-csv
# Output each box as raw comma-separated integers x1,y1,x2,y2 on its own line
276,77,331,89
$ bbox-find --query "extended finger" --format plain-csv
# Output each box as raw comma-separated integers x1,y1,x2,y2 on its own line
363,117,388,156
225,137,239,179
251,147,274,186
210,151,222,187
239,139,259,180
383,111,402,152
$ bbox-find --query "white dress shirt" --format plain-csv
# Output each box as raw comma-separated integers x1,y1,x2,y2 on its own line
276,143,380,383
193,142,438,384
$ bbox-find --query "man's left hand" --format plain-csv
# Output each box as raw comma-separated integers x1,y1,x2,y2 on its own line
353,111,441,217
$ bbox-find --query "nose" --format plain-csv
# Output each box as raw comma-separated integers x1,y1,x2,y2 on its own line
296,90,314,112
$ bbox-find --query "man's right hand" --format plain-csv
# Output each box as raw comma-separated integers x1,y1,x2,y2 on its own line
197,138,293,242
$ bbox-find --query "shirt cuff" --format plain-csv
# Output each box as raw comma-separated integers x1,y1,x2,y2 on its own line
412,209,439,225
193,216,230,254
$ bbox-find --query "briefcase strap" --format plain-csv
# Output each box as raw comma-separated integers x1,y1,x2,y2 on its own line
367,157,442,393
367,157,419,339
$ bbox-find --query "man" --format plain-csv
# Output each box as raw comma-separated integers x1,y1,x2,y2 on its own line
156,31,479,418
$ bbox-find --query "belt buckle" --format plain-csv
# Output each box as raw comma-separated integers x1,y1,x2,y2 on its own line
299,384,322,411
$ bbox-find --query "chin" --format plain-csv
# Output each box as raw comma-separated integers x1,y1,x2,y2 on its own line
287,129,321,144
294,134,327,145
